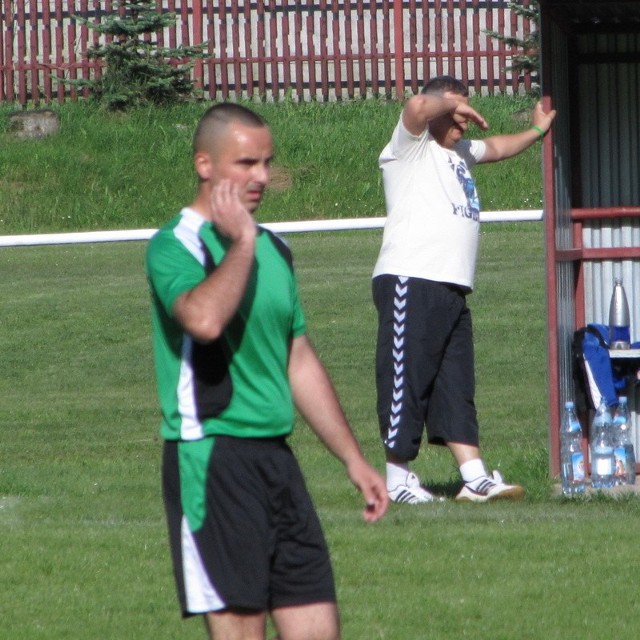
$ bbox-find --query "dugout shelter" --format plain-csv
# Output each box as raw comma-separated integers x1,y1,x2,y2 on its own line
540,0,640,477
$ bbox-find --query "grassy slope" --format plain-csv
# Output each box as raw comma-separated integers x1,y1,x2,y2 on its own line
0,95,541,234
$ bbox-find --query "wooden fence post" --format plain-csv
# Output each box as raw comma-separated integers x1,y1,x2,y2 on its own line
393,0,405,99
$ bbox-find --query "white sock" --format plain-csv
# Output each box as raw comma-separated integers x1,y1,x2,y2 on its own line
459,459,488,483
386,462,410,490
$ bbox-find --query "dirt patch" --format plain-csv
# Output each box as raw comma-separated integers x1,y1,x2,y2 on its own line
270,166,293,191
0,178,27,193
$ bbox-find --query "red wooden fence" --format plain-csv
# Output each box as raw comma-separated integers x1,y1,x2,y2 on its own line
0,0,534,106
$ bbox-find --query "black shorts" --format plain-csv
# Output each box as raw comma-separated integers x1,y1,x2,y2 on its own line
373,275,479,460
162,435,336,616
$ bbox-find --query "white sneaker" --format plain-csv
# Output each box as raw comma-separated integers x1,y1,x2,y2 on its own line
455,470,525,503
388,472,445,504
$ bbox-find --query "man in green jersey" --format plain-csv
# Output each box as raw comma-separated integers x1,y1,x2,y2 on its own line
145,103,388,640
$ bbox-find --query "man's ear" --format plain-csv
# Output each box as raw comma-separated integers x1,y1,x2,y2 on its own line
194,151,213,180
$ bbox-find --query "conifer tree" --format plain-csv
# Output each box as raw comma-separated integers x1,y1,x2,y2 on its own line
69,0,207,110
488,0,540,91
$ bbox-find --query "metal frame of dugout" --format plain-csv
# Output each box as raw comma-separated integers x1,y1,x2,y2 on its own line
540,0,640,478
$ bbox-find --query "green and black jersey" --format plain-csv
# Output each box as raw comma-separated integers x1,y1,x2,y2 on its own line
145,207,306,441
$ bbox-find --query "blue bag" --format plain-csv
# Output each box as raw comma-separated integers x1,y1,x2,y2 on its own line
572,324,634,409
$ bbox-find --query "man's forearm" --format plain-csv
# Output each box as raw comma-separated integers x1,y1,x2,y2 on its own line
288,335,366,467
482,127,543,162
173,231,256,342
482,100,556,163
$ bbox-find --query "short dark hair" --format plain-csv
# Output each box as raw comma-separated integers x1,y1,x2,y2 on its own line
421,76,469,97
193,103,268,154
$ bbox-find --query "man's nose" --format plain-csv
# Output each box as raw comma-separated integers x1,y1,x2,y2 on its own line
254,162,270,184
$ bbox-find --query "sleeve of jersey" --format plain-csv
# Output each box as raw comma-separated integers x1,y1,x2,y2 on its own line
145,231,206,316
290,274,307,338
381,117,429,164
457,139,487,166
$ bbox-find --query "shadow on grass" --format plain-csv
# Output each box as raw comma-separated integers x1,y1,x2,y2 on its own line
423,479,465,500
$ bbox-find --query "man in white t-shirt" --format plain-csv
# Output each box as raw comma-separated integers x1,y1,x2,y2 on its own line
373,76,556,504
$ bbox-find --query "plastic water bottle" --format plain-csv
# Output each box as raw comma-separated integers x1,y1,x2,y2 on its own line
590,400,615,489
612,396,636,485
608,277,631,349
560,401,585,495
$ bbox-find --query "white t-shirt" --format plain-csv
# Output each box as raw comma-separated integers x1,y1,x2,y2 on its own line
373,117,486,290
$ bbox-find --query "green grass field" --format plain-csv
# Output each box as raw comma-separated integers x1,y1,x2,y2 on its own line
2,226,640,639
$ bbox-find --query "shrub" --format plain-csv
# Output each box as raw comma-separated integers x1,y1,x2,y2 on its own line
66,0,207,110
487,1,540,92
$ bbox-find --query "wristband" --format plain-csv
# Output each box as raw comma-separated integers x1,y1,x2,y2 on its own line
531,125,545,140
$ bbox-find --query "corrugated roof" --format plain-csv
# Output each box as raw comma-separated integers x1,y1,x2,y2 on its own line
540,0,640,30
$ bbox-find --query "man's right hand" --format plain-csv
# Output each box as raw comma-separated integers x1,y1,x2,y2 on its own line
444,91,489,131
209,178,257,244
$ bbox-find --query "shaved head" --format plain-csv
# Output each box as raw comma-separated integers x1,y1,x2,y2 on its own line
190,103,273,215
193,103,268,157
421,75,469,98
